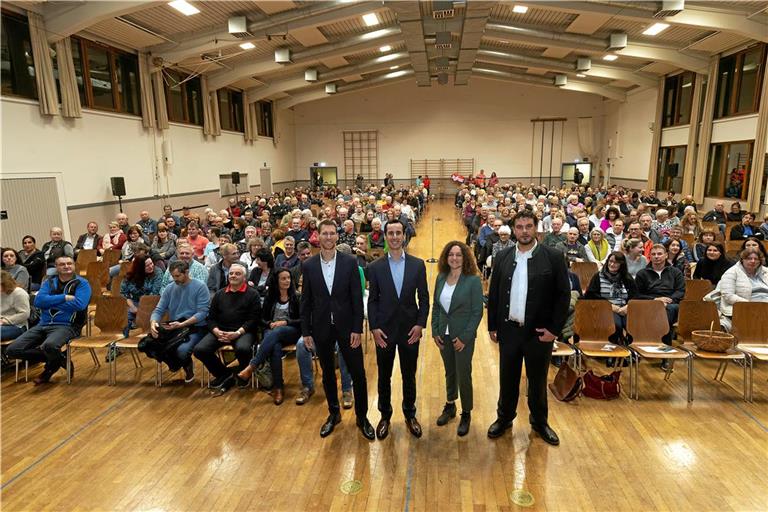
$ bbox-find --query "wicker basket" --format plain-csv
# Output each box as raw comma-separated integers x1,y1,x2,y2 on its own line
691,329,736,353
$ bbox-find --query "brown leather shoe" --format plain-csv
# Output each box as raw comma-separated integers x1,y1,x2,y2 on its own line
405,417,423,438
272,388,284,405
237,364,255,381
295,387,314,405
33,370,53,386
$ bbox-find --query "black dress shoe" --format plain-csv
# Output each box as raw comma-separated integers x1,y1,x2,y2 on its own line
436,402,456,426
209,374,233,389
457,412,471,437
405,417,423,438
487,418,513,439
357,418,375,440
320,414,342,438
376,418,390,440
531,424,560,446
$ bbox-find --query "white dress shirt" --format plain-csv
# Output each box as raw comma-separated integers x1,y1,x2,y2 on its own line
320,250,337,295
508,241,536,323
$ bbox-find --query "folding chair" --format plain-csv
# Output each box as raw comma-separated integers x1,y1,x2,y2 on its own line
627,300,693,401
67,295,128,384
733,302,768,402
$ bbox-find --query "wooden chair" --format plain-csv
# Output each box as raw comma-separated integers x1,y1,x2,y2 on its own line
627,300,693,401
573,301,633,387
724,222,739,241
684,279,713,301
700,221,719,233
676,301,747,400
733,302,768,402
86,261,109,289
680,233,695,249
570,261,598,294
103,249,122,267
112,295,160,384
66,295,128,384
725,240,744,259
1,339,29,382
76,249,98,276
368,248,385,261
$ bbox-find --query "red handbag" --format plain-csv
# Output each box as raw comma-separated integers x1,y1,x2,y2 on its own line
582,370,621,400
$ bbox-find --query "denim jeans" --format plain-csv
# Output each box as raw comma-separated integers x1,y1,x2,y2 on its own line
6,324,78,373
0,325,26,341
249,325,301,389
173,330,204,369
296,337,352,392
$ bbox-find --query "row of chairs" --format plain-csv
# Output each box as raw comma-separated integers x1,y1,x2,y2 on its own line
564,300,767,402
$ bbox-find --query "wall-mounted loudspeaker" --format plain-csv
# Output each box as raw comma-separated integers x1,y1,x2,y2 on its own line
110,177,126,197
231,171,241,185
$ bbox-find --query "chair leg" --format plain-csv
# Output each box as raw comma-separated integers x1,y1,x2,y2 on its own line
742,356,749,402
14,360,19,383
24,361,28,382
687,356,693,403
67,344,72,384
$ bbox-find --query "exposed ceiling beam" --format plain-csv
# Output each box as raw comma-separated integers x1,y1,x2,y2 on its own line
277,69,414,109
455,1,495,86
476,48,658,88
207,27,402,90
473,66,626,102
246,52,411,102
485,23,709,73
152,1,380,66
385,1,430,86
43,1,156,43
527,1,768,43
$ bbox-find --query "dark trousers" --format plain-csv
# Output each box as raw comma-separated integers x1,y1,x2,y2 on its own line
611,312,628,343
376,333,420,420
663,303,680,345
6,324,79,373
496,323,552,427
193,332,255,379
248,326,300,388
316,325,368,419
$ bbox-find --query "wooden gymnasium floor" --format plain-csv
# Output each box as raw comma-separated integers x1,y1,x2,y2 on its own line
1,200,767,512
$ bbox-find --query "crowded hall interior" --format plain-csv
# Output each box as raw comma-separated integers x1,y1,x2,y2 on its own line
2,0,768,510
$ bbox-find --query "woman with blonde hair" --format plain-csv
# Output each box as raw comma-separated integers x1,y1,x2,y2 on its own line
0,270,30,341
586,228,610,267
679,207,702,237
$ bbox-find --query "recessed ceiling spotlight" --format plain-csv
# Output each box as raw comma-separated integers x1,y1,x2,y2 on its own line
362,13,379,26
603,54,618,61
168,0,199,16
379,45,392,52
576,73,586,78
512,5,528,14
239,42,255,50
643,22,670,36
390,65,399,70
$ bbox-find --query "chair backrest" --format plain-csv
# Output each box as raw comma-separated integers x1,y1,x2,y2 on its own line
700,221,719,233
118,260,131,276
570,261,598,294
680,233,695,248
92,295,128,334
134,295,161,331
677,300,720,342
573,300,615,341
627,300,669,343
684,279,713,301
104,249,122,267
86,273,103,304
725,240,744,259
86,260,108,287
112,274,125,296
369,248,385,261
732,302,768,343
76,249,98,272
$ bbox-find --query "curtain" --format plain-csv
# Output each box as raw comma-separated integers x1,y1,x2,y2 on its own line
576,117,596,160
210,88,222,136
138,53,155,128
54,37,81,118
243,91,255,142
152,69,169,130
27,12,59,116
201,76,219,136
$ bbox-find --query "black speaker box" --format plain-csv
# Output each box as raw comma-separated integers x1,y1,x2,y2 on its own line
231,171,241,185
110,177,126,196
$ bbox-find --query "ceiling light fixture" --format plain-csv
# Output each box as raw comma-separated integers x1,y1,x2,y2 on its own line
239,42,255,50
168,0,199,16
386,70,408,78
390,65,399,70
379,45,392,52
603,54,618,61
362,12,379,26
576,73,586,78
512,5,528,14
643,22,670,36
376,53,401,63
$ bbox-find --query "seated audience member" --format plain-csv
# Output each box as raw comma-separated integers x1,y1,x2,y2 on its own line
286,217,309,243
576,217,591,246
19,235,45,291
207,243,240,297
151,225,176,266
692,243,732,286
585,252,639,345
726,201,744,222
240,237,267,272
41,227,74,276
491,225,514,258
229,218,247,244
693,230,717,263
605,219,625,252
338,220,358,248
74,222,102,257
271,229,286,258
639,213,662,244
163,216,181,237
182,222,209,261
1,270,30,341
729,212,765,241
6,255,90,384
204,234,232,269
635,244,685,356
2,248,30,291
652,209,678,238
235,226,258,253
120,255,162,330
194,262,261,393
306,218,321,246
622,238,648,278
742,237,768,264
761,213,768,239
150,260,209,382
136,211,157,240
100,221,127,256
711,248,768,331
159,243,209,291
359,211,375,234
556,227,588,264
665,238,691,279
116,213,130,234
601,207,621,232
158,204,181,227
367,218,387,250
353,236,373,273
679,208,702,237
226,197,241,220
275,236,299,269
662,226,693,261
238,269,302,405
586,228,610,267
542,217,566,248
203,228,223,262
248,248,275,300
702,200,727,233
291,241,313,285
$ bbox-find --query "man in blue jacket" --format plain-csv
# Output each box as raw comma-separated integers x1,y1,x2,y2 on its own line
7,255,91,385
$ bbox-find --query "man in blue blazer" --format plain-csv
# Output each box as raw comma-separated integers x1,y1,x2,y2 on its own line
300,219,374,440
368,219,430,439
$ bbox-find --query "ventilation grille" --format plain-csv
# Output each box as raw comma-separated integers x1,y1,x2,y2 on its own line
433,1,455,19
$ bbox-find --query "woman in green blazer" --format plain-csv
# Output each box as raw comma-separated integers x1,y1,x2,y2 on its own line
432,241,484,436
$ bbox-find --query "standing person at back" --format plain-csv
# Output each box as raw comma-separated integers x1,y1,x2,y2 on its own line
486,210,570,445
367,219,430,440
300,220,374,439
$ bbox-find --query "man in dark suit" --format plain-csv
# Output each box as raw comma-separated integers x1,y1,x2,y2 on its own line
368,219,430,439
74,222,102,257
486,210,570,446
300,219,374,440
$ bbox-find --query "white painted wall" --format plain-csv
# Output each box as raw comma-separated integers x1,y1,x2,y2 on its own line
660,125,690,147
711,114,759,143
290,78,605,183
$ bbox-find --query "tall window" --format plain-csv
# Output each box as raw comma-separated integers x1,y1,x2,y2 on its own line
257,100,273,138
657,146,686,193
164,69,202,126
706,141,754,199
218,88,243,132
343,130,379,184
715,45,766,119
1,12,36,99
662,72,695,127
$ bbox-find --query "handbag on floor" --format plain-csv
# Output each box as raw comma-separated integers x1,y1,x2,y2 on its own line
582,369,621,400
254,362,273,389
548,362,582,402
137,324,191,370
